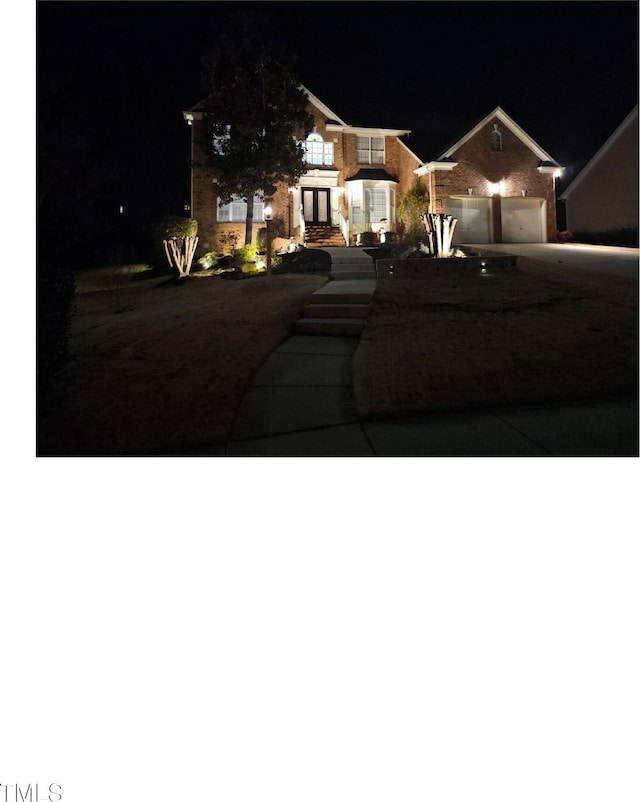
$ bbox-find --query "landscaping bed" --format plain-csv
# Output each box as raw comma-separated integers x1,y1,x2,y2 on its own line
353,256,638,420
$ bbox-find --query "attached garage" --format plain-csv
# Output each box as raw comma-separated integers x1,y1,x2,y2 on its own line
447,197,493,244
501,197,546,243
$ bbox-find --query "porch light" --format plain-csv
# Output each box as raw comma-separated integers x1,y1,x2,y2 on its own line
263,204,273,221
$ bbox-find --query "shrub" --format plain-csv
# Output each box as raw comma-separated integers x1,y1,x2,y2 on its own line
359,232,377,247
198,252,220,270
152,215,197,243
273,248,331,274
571,227,638,247
397,182,429,242
233,244,259,264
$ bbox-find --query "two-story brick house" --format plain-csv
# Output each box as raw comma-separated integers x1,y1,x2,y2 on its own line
183,89,563,251
184,86,423,252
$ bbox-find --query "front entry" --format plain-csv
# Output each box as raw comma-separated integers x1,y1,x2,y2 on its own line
302,188,330,225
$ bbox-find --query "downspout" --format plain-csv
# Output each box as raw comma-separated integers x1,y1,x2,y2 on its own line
190,122,194,219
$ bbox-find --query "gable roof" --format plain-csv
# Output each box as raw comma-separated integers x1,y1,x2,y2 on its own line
300,85,347,126
300,84,423,165
425,106,561,166
559,105,639,200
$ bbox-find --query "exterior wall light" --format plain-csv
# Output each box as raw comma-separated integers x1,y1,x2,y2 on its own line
488,181,506,196
467,187,474,195
263,204,273,221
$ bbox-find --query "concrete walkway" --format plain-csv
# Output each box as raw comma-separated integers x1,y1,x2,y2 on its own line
199,247,638,457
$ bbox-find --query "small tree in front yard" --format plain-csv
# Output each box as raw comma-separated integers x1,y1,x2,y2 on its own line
397,181,430,244
163,236,199,279
152,215,198,278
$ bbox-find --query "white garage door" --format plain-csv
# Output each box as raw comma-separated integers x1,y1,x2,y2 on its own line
501,197,545,243
446,197,492,244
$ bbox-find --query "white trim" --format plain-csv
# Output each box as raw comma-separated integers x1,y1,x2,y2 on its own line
414,161,459,175
298,170,340,189
537,165,563,176
326,123,412,137
299,85,348,125
559,105,638,200
437,106,559,164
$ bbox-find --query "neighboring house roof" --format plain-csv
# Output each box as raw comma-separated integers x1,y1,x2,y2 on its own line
415,106,562,174
559,105,639,200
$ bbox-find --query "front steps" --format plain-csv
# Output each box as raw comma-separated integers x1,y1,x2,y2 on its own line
295,276,375,338
304,225,346,248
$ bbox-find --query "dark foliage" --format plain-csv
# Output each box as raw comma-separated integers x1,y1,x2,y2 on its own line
273,249,331,274
37,259,76,397
199,9,313,244
571,228,638,248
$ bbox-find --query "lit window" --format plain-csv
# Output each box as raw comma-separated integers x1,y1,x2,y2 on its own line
350,184,362,225
357,136,385,164
302,132,334,166
217,194,264,222
367,187,387,224
490,124,502,152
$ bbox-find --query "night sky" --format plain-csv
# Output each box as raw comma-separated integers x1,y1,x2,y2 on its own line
37,0,638,218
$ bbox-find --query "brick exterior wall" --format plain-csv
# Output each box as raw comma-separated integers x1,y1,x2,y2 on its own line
430,117,557,241
188,105,556,250
189,98,421,252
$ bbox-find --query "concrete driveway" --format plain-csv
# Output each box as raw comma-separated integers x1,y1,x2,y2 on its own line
465,242,639,279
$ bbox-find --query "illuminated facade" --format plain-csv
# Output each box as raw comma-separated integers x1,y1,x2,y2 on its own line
184,93,563,251
184,86,422,251
414,107,563,245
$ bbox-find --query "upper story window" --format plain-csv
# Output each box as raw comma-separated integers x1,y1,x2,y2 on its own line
302,132,334,166
357,135,385,164
490,124,503,152
217,193,264,222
